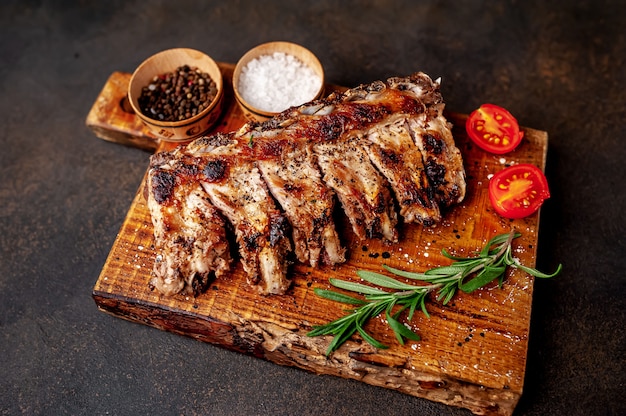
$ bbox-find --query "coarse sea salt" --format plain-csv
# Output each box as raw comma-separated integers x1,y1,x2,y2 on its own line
238,52,322,113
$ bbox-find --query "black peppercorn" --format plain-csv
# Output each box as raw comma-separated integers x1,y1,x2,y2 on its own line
138,65,217,122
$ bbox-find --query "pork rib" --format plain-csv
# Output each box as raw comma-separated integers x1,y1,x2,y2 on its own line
314,136,399,242
385,74,466,207
409,114,466,207
363,114,441,226
184,134,293,295
146,153,232,296
146,72,466,296
254,133,346,267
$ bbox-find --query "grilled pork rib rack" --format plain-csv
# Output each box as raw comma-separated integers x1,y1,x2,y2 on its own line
146,72,466,296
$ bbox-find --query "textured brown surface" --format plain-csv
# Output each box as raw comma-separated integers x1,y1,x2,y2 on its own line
2,1,625,416
91,65,548,415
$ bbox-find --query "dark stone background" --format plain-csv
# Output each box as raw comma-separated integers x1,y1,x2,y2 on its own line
1,1,624,415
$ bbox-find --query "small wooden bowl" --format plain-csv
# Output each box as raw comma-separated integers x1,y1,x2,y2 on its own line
128,48,224,142
233,41,325,123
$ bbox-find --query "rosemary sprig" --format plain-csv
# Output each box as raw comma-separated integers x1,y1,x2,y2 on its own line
307,230,562,356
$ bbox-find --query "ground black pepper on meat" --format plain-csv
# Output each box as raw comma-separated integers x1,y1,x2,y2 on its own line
138,65,217,122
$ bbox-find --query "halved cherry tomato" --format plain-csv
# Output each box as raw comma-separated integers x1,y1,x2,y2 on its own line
466,103,524,154
489,163,550,219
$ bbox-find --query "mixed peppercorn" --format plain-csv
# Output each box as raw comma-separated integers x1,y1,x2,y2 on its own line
138,65,217,122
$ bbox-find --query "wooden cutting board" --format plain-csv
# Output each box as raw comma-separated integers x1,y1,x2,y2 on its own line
87,63,549,416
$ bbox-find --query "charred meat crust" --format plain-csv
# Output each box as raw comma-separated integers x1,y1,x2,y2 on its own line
146,72,466,296
202,159,228,182
146,167,233,297
150,169,176,205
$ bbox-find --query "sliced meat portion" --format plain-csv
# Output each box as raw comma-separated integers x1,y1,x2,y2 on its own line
380,73,465,207
254,133,346,267
314,136,398,242
363,114,441,226
408,113,467,207
146,157,232,296
185,135,293,295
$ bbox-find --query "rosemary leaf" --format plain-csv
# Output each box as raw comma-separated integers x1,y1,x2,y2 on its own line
313,288,366,305
356,324,389,350
357,270,423,290
438,285,457,304
386,310,421,344
460,265,507,292
381,265,429,279
514,261,563,278
328,278,387,295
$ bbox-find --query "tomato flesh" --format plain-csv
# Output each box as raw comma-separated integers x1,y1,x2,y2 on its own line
466,103,524,154
488,164,550,219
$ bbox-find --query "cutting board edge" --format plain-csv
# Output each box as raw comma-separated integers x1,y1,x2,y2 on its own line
92,287,520,416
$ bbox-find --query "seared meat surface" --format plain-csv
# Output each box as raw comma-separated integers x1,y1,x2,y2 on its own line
364,115,440,226
146,152,232,296
314,136,399,242
146,72,466,296
255,133,346,267
185,134,292,295
408,114,466,207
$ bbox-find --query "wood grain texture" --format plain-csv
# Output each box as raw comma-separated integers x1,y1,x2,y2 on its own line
91,64,548,416
85,72,159,151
